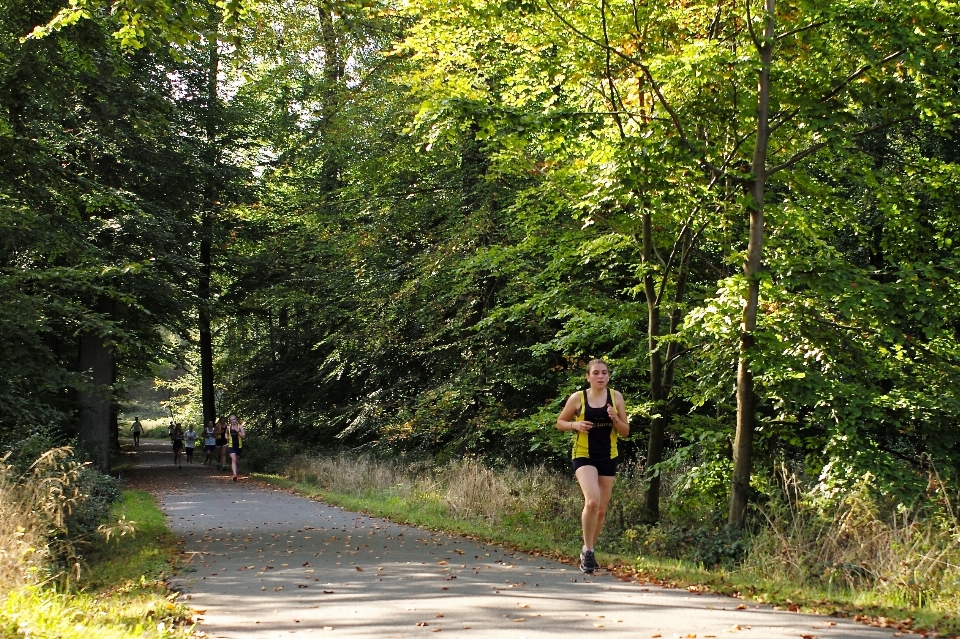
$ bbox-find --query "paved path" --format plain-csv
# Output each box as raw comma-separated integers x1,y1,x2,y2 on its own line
123,439,895,639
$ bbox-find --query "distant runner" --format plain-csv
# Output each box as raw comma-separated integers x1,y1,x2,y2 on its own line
131,417,143,447
171,422,185,469
202,420,217,466
226,414,245,482
184,425,198,464
215,416,228,471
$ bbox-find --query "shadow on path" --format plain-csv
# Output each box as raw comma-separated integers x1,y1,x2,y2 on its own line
123,439,895,639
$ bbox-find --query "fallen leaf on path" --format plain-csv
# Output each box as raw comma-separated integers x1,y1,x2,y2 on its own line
323,590,335,594
273,586,284,591
416,622,429,627
355,566,364,571
734,604,746,610
513,618,526,622
517,603,529,608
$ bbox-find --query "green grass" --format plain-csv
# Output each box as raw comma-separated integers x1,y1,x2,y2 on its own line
255,471,960,639
0,490,193,639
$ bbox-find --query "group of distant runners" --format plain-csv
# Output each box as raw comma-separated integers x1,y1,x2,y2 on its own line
129,414,246,481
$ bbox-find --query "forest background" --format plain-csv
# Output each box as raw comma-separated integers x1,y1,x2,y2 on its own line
2,0,960,625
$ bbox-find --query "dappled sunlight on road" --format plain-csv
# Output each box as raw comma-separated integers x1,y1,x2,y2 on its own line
125,439,903,639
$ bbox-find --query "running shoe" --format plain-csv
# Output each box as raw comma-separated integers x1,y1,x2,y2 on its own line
580,550,597,573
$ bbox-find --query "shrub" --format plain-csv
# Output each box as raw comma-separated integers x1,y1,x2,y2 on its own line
741,471,960,611
63,466,121,542
239,434,301,474
0,448,81,593
0,447,126,594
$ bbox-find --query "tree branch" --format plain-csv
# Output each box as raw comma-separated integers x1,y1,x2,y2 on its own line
744,0,762,52
768,141,827,174
601,0,627,140
542,0,724,178
776,20,826,41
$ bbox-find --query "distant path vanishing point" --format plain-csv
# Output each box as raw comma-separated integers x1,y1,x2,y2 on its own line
123,438,894,638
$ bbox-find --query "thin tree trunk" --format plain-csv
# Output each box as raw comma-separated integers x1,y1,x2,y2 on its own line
729,0,775,527
642,209,666,523
664,227,693,392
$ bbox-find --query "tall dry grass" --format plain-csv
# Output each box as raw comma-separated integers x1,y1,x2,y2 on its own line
0,447,83,594
283,454,582,525
742,470,960,610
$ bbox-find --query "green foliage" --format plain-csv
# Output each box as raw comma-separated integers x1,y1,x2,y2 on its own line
6,0,960,539
238,432,301,475
63,466,122,543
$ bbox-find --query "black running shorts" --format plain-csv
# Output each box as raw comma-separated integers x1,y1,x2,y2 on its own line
572,457,618,477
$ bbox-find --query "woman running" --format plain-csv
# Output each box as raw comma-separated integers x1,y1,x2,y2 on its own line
226,414,246,481
171,422,185,469
202,420,217,465
556,359,629,573
214,416,228,471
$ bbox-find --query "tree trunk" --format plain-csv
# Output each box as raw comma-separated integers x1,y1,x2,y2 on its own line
729,0,775,527
318,4,344,197
641,209,666,523
200,226,215,425
110,359,119,453
77,331,113,472
199,18,220,428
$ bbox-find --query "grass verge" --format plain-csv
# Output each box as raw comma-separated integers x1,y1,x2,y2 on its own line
0,490,193,639
254,457,959,639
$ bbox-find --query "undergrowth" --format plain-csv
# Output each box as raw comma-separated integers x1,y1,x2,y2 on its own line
0,448,192,638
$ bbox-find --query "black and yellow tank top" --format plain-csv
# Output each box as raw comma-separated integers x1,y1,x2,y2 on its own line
571,388,618,460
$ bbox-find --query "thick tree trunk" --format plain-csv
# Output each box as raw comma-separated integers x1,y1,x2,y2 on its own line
318,5,344,196
199,20,219,428
77,331,113,472
729,0,775,527
110,359,119,453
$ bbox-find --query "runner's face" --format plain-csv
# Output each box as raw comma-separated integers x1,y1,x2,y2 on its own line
586,364,609,388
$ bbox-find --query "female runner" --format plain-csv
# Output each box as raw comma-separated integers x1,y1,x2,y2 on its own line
226,414,246,481
556,359,629,573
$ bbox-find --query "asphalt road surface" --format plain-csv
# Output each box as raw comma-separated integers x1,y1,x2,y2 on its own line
122,439,896,639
